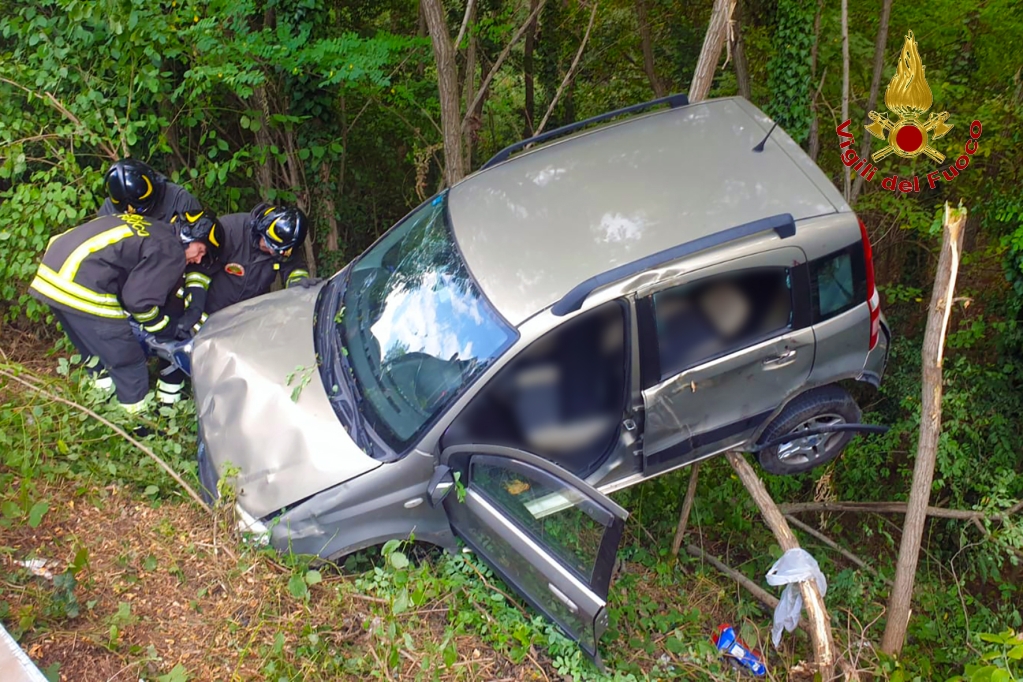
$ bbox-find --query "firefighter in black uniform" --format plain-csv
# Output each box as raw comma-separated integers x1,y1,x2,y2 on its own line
28,212,208,414
152,210,224,404
98,159,202,223
184,203,316,335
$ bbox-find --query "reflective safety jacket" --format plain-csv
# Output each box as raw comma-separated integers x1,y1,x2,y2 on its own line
29,214,186,334
201,210,309,320
98,180,202,225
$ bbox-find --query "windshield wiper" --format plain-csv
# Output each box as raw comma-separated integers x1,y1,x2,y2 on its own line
329,271,375,457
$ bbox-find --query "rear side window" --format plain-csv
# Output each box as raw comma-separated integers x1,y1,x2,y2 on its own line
809,244,866,321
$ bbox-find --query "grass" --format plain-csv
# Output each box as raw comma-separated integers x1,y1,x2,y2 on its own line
1,349,1012,681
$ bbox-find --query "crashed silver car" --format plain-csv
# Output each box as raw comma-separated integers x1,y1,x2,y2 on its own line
191,94,890,660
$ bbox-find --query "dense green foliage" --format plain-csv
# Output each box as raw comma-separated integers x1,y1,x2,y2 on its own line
2,0,1023,679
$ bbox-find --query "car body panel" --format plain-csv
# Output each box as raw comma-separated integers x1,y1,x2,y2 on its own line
190,284,381,519
447,97,842,326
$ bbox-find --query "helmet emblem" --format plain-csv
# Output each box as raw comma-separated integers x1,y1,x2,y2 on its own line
139,175,154,200
266,218,283,243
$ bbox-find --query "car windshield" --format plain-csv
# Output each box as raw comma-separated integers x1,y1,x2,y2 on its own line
335,193,518,454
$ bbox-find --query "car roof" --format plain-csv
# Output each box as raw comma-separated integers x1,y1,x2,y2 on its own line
447,96,850,327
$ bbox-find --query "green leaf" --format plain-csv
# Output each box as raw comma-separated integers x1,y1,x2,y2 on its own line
70,547,89,576
389,551,409,570
1,501,21,519
240,115,251,129
288,573,309,600
392,587,410,614
1008,644,1023,659
991,669,1010,682
304,570,322,585
28,501,49,528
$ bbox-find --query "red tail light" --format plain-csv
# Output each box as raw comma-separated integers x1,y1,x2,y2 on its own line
859,218,880,350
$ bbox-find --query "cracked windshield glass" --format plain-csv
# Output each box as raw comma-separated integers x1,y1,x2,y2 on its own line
337,194,517,452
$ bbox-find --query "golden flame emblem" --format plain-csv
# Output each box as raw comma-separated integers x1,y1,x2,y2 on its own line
864,31,954,163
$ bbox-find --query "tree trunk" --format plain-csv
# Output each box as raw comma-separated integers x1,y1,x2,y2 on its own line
464,0,479,168
850,0,894,204
731,0,751,100
880,203,969,656
320,162,340,252
725,451,836,680
807,0,824,161
840,0,851,201
524,0,539,135
635,0,666,98
421,0,467,186
689,0,737,102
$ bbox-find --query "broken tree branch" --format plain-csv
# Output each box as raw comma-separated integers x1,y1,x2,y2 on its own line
0,367,207,508
453,0,476,50
784,514,888,583
671,463,701,556
688,0,737,103
780,500,1021,523
725,450,836,680
881,202,968,657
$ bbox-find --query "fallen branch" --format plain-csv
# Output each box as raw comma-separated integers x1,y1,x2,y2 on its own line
780,500,1022,523
0,367,207,508
686,544,780,611
784,514,889,584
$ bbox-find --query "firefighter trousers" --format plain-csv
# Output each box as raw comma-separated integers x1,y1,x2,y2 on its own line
52,308,149,407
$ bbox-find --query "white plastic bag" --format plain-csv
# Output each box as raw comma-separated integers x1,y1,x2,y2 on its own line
765,548,827,648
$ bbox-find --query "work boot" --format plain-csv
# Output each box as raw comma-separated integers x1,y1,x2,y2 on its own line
156,379,184,405
82,369,114,395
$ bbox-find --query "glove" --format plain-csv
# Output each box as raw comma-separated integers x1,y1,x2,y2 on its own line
293,276,323,289
175,307,204,339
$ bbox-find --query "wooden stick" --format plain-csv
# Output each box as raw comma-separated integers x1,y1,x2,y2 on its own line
725,450,836,680
0,367,208,508
686,544,781,611
779,500,1021,523
785,515,888,584
533,1,599,137
671,463,701,556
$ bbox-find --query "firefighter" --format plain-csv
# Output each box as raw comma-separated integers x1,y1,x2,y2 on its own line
98,159,202,223
28,212,205,414
184,203,317,336
151,210,224,404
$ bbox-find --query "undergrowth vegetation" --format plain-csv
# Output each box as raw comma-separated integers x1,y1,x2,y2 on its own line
2,343,1022,681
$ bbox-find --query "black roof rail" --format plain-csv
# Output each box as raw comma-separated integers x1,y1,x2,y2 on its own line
551,213,797,317
481,92,690,171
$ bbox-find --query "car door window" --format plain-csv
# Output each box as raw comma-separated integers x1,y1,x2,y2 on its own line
809,244,867,321
651,267,793,379
471,456,610,583
441,446,627,659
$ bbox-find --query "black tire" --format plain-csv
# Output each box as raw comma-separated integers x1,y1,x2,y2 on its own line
755,385,861,476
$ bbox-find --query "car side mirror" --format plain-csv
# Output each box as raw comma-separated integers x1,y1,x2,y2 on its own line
427,465,456,507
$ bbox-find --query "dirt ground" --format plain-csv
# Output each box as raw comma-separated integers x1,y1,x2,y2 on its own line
1,479,551,681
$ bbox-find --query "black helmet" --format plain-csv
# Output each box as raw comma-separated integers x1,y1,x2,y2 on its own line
105,159,166,215
170,209,223,265
250,203,309,260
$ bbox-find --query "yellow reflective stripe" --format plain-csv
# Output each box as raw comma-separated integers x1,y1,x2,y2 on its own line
267,218,282,243
185,272,211,288
143,315,170,333
134,305,159,323
120,399,147,415
59,226,135,280
36,264,121,306
192,312,208,333
287,269,309,281
30,276,127,319
139,175,154,200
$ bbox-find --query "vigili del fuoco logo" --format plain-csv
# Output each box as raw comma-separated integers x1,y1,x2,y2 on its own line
836,30,982,193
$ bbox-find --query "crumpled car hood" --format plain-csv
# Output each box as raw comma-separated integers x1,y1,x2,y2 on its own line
191,285,380,519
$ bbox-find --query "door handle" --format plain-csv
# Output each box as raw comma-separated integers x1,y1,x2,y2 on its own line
762,349,797,368
548,583,579,614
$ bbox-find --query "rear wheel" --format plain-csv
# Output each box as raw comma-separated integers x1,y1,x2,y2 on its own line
755,385,861,475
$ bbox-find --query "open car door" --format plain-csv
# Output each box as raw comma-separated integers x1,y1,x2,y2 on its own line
432,444,628,664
